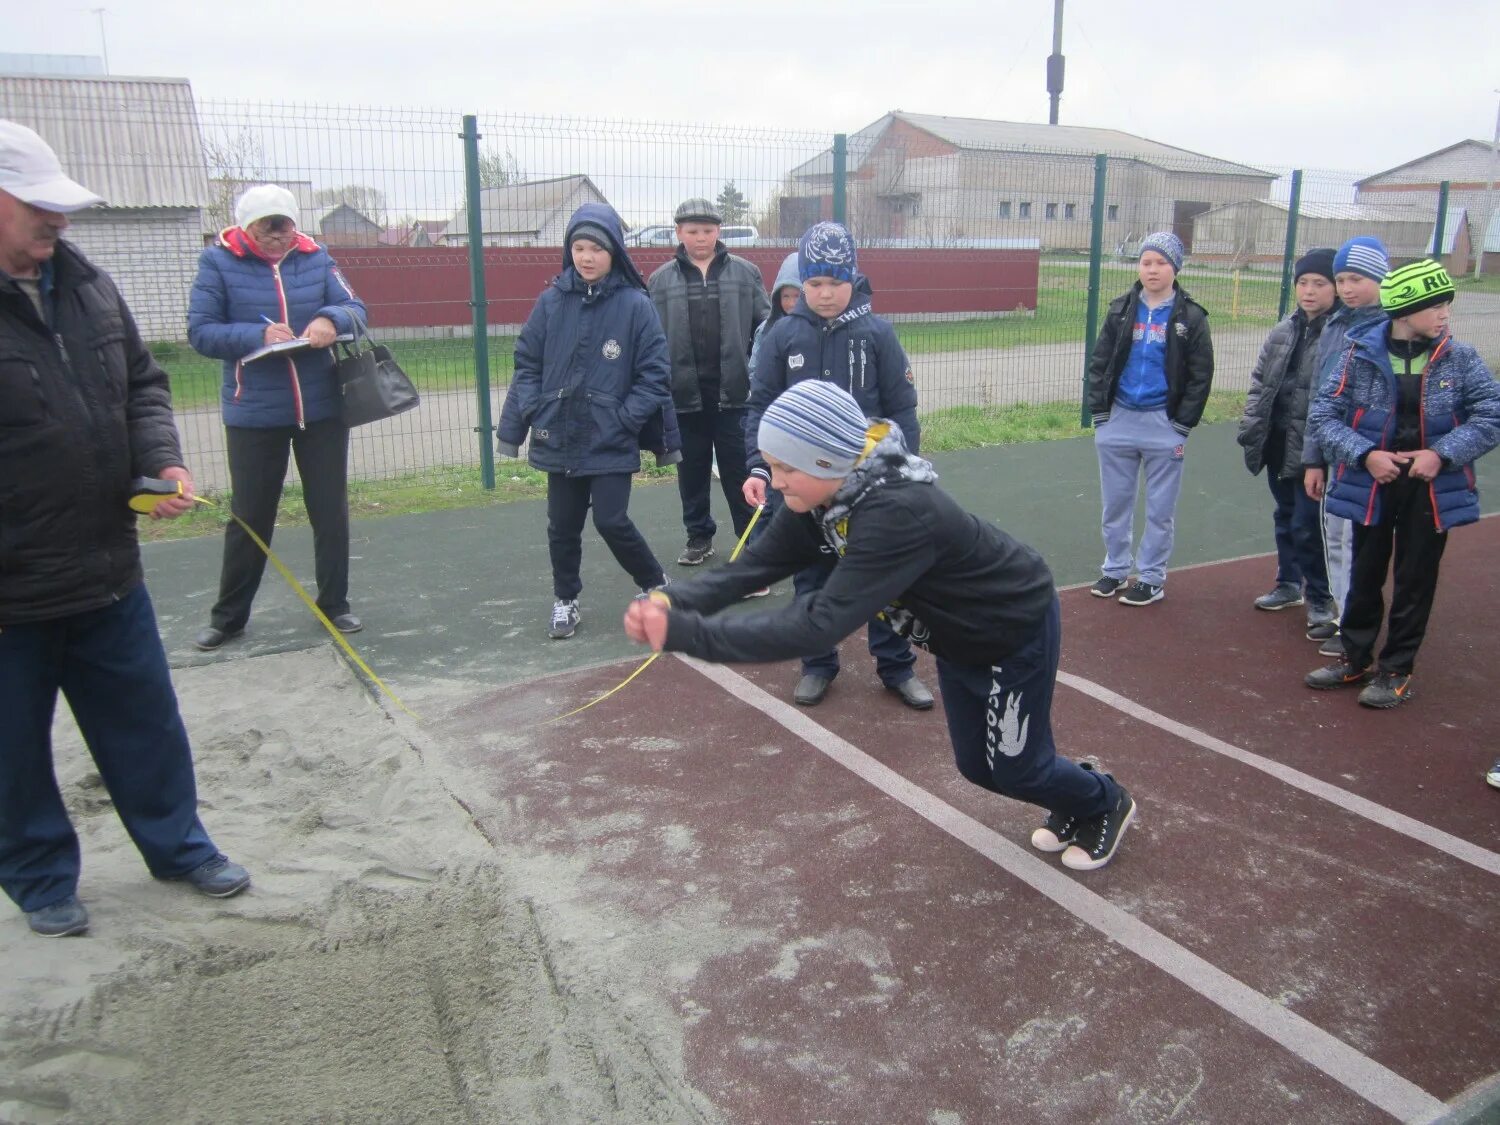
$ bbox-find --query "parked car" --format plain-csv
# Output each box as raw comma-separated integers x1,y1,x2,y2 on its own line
719,224,758,247
624,224,677,248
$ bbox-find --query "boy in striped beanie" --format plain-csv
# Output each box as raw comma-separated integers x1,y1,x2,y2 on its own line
1305,259,1500,708
625,381,1139,870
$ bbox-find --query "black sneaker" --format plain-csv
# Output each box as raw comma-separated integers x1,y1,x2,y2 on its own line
1118,581,1163,607
1317,633,1345,658
1062,787,1136,871
548,598,580,639
1090,576,1125,599
1030,761,1102,852
1304,659,1372,690
1358,671,1413,709
677,538,714,566
1306,620,1339,641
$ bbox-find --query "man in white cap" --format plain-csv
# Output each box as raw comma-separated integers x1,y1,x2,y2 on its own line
0,121,250,938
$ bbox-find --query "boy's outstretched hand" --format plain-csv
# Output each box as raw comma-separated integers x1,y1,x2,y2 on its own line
623,596,669,651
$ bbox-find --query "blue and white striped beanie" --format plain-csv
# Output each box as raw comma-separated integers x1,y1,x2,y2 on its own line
758,380,870,479
1333,236,1389,282
1139,231,1184,273
798,221,857,283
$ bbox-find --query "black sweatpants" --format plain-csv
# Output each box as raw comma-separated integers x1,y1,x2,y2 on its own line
1341,470,1448,675
547,472,665,600
211,419,350,632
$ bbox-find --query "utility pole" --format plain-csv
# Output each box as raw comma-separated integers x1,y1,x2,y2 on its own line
91,8,110,74
1046,0,1065,125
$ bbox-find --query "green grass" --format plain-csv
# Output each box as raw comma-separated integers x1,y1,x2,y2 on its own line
1457,272,1500,295
919,389,1249,451
148,261,1281,405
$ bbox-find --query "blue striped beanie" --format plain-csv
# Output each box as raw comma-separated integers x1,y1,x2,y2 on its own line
757,381,870,479
1139,231,1184,273
1333,236,1389,282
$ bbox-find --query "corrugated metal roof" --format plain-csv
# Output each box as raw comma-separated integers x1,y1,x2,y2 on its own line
0,75,208,208
1201,199,1438,223
793,111,1275,180
447,175,603,235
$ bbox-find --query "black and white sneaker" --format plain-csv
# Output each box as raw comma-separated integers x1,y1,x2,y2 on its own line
678,538,715,566
1090,575,1126,599
1031,808,1080,852
1062,787,1136,871
1118,581,1163,607
548,598,580,639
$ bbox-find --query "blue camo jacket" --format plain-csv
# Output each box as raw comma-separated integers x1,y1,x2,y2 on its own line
1309,318,1500,529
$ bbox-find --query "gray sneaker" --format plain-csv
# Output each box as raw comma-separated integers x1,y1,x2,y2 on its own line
1254,583,1304,611
1317,633,1345,658
170,854,250,898
26,895,89,937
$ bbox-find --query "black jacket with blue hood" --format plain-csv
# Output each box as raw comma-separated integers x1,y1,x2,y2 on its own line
497,203,680,473
743,274,920,481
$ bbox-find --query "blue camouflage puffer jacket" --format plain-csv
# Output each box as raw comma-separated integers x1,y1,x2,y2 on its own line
188,227,366,427
1309,318,1500,529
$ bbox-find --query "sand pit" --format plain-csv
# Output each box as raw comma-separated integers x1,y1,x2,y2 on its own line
0,647,715,1124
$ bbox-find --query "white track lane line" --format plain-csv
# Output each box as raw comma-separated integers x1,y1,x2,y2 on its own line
1057,670,1500,878
679,653,1447,1125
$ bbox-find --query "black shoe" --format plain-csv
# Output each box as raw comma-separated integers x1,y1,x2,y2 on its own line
887,676,934,710
1305,659,1372,690
1317,633,1345,658
1090,575,1125,599
1062,786,1136,871
332,613,363,634
1306,620,1339,641
1118,581,1164,607
548,599,580,640
677,538,715,566
168,854,251,898
794,673,832,706
1032,761,1100,852
26,895,89,937
193,625,243,652
1358,671,1413,709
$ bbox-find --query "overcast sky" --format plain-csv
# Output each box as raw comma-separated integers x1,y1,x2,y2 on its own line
6,0,1500,178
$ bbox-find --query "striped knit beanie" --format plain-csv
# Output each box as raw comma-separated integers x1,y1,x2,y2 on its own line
1139,231,1184,273
1333,236,1389,282
1380,259,1455,319
757,380,870,479
798,221,857,283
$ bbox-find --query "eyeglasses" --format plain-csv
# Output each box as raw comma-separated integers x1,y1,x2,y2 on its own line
258,217,295,234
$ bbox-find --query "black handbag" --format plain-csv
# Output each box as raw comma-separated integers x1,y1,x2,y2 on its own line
335,320,420,428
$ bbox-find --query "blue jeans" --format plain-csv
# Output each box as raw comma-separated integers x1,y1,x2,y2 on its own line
1267,472,1331,605
795,553,917,687
936,597,1116,819
0,584,217,913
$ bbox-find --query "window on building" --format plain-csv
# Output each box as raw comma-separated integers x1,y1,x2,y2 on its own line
1019,201,1032,219
1045,203,1058,220
1064,203,1076,220
997,201,1012,219
1107,204,1119,221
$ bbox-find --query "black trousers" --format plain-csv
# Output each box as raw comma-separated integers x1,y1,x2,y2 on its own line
547,472,664,600
1341,470,1448,675
211,419,351,632
677,402,755,542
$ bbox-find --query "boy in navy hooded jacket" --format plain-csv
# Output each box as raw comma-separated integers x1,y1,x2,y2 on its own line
497,204,673,639
742,222,933,712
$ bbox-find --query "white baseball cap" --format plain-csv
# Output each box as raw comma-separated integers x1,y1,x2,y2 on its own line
234,184,300,230
0,120,105,212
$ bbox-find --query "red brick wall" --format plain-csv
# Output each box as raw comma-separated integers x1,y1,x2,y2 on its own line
330,245,1039,328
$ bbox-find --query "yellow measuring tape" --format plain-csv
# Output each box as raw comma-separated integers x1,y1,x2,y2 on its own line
134,480,418,719
537,502,766,726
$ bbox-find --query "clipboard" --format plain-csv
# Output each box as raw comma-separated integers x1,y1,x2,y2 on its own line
241,334,353,364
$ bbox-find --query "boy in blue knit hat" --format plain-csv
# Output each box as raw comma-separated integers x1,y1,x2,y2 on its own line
1086,231,1215,606
742,221,932,711
1302,235,1390,657
628,380,1138,870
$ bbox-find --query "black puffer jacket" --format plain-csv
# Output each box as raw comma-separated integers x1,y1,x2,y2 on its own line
0,240,182,624
1237,306,1332,478
1086,281,1214,434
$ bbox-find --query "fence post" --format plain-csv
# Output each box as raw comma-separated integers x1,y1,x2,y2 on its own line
1432,180,1450,261
461,114,496,491
832,134,847,225
1277,169,1303,321
1082,153,1107,427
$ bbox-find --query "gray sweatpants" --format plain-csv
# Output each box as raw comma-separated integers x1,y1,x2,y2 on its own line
1095,404,1187,587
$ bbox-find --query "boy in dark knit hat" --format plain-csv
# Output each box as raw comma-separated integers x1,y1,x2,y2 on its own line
1305,259,1500,708
1237,248,1338,630
1086,230,1214,607
1303,235,1391,656
742,221,932,711
626,380,1138,871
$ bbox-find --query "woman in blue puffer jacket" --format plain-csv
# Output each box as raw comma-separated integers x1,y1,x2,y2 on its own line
187,184,367,651
496,203,673,640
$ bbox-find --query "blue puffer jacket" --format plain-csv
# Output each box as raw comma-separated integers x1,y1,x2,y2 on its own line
188,228,366,428
1303,301,1384,468
743,274,920,481
496,204,674,476
1310,318,1500,529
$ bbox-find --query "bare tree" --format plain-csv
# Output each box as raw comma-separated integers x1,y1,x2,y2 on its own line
201,127,267,234
477,147,523,188
313,185,389,228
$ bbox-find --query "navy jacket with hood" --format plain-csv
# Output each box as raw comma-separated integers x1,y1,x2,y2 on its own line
497,204,677,475
188,227,366,428
743,274,920,481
